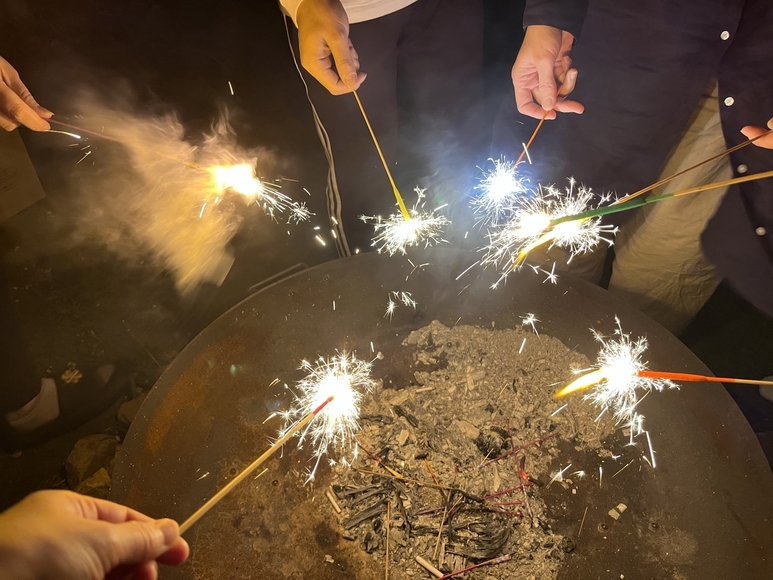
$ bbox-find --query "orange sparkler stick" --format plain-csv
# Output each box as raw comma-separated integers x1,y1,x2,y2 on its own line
179,396,334,534
637,370,773,386
515,110,549,167
47,118,205,170
352,91,410,221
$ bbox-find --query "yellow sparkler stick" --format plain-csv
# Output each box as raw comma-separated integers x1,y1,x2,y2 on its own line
554,369,607,398
352,91,411,221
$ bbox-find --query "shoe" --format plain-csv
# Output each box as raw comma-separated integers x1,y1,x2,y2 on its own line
0,362,131,451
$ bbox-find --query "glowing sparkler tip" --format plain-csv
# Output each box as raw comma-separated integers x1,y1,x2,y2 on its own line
280,352,378,481
363,188,450,255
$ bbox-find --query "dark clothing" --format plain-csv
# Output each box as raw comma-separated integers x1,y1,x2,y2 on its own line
494,0,773,316
289,0,485,255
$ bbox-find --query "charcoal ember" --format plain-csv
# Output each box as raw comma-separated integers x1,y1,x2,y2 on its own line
560,537,576,553
362,530,380,553
474,430,505,457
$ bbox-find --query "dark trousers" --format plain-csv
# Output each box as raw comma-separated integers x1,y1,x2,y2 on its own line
288,0,486,255
0,261,38,415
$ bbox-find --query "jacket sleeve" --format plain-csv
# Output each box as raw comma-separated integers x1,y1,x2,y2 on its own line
523,0,589,40
279,0,304,26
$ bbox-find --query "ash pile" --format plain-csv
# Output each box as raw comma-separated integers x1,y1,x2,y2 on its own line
323,320,614,579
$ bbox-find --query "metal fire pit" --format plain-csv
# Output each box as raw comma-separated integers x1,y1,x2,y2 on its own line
111,250,773,579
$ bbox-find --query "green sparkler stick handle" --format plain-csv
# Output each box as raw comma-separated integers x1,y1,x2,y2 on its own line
550,169,773,226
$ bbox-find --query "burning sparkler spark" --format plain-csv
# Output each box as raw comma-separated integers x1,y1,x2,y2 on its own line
384,291,418,319
555,318,677,438
521,313,540,336
362,188,450,256
471,158,530,226
279,352,378,480
288,202,314,224
482,180,617,282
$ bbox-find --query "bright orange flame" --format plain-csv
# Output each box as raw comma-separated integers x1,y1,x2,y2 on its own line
554,369,607,398
211,163,262,198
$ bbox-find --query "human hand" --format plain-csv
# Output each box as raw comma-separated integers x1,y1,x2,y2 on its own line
511,25,584,120
297,0,366,95
0,56,52,131
741,117,773,149
0,490,189,580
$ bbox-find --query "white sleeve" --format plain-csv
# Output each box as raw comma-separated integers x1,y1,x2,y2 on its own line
279,0,306,26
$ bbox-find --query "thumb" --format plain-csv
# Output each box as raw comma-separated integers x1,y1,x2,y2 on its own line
101,519,179,570
536,57,558,110
327,34,359,89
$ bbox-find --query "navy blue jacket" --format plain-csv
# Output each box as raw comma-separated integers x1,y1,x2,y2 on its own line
518,0,773,316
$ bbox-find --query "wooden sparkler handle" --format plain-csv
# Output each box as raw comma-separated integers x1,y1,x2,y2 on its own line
179,396,333,534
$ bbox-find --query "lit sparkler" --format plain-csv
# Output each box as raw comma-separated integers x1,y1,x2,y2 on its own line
554,318,677,437
362,188,450,256
210,163,292,217
279,352,378,480
471,158,530,226
482,180,617,282
288,202,314,224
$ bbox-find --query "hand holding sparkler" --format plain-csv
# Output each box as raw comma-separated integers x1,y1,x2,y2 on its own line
296,0,366,95
741,117,773,148
0,55,52,132
511,25,583,119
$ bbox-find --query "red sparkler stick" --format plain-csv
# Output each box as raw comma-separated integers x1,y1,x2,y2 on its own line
637,370,773,386
437,554,512,579
179,396,334,534
515,110,549,167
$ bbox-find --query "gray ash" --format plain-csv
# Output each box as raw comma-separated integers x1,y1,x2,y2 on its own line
322,320,614,579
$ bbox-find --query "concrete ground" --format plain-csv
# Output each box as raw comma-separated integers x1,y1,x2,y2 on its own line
1,0,771,512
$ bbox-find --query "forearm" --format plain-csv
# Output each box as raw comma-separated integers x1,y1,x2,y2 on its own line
523,0,588,40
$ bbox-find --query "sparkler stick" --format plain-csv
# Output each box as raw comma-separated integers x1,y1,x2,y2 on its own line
613,128,773,206
48,119,205,170
637,370,773,386
551,169,773,226
515,110,549,167
179,395,334,534
352,91,410,220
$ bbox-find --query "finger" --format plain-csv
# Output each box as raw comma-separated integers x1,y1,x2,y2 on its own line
68,492,156,524
741,125,773,149
99,519,181,570
131,561,159,580
0,111,20,131
559,69,579,97
155,538,190,566
514,79,551,119
5,73,53,119
535,57,558,111
768,117,773,130
553,93,585,114
105,562,157,580
0,84,50,131
327,34,359,89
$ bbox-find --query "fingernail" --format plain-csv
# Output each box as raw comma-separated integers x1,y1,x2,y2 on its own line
155,519,179,545
570,71,577,80
542,98,554,110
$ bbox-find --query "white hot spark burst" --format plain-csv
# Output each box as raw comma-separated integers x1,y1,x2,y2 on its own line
471,158,530,226
287,202,314,224
557,318,677,438
361,188,450,256
482,179,617,283
384,291,418,319
279,352,378,481
211,163,293,218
